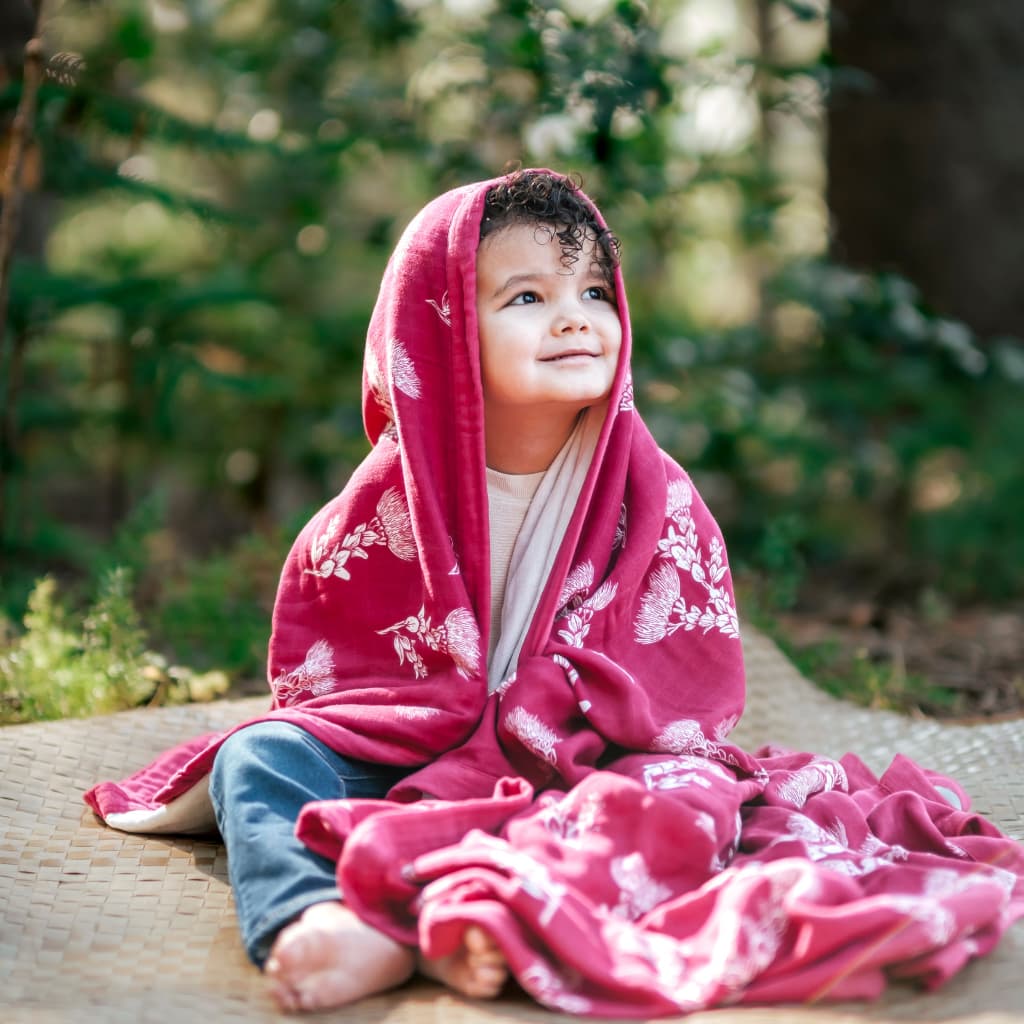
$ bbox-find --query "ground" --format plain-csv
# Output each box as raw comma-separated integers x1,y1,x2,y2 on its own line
772,585,1024,721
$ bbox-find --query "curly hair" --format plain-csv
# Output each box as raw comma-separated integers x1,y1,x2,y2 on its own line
479,169,621,284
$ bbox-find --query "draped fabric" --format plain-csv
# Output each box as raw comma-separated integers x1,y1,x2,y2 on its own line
86,172,747,820
85,171,1024,1014
297,753,1024,1017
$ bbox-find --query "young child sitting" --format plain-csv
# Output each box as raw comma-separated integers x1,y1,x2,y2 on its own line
214,169,627,1011
86,169,1024,1018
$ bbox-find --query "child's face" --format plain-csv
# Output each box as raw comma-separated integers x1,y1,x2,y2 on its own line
475,223,622,434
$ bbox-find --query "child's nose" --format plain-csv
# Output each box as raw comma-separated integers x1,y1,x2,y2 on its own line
554,304,590,333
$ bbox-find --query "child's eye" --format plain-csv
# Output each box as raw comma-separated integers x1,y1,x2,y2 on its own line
583,285,613,302
508,291,540,305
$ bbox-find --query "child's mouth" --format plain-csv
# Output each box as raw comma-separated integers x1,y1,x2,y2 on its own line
542,351,596,362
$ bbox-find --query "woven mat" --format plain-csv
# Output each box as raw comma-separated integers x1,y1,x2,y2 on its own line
2,628,1022,1023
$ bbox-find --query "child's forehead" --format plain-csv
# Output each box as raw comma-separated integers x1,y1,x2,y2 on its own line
476,221,605,272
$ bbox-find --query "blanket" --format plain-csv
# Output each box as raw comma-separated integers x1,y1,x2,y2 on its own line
85,170,1024,1014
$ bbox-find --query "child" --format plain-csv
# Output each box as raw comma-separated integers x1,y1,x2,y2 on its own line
87,170,1024,1017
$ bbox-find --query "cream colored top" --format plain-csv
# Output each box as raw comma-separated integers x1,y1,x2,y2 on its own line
486,467,545,669
484,409,604,693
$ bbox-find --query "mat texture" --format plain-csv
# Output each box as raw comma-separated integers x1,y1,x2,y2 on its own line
2,628,1021,1023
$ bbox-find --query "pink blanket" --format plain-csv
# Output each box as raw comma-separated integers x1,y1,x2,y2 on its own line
299,752,1022,1016
86,171,1024,1015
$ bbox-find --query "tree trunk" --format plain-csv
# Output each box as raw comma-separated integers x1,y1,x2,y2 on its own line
1,4,46,545
828,1,1024,338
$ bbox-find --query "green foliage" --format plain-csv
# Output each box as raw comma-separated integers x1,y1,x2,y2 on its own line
2,0,822,578
776,631,963,718
152,529,286,682
0,568,228,724
736,576,965,717
5,570,150,723
749,514,807,610
656,262,1024,599
3,0,1022,719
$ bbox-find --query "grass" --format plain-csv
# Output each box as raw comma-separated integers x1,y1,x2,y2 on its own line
0,569,228,725
736,575,965,717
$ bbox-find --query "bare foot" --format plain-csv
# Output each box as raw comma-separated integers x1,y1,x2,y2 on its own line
265,901,415,1012
419,924,508,999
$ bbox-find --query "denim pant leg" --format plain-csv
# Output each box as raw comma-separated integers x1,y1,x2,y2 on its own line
208,720,409,967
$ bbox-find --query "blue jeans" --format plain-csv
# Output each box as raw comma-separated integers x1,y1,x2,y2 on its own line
209,721,410,967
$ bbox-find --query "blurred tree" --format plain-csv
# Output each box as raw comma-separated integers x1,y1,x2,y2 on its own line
828,1,1024,339
2,0,1022,703
1,0,48,548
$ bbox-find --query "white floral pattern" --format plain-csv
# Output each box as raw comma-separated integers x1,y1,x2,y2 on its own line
619,372,635,411
305,487,416,581
713,713,740,742
774,759,849,808
452,834,569,927
781,813,912,879
391,705,443,721
609,924,691,1003
551,653,581,687
389,337,422,399
377,605,480,679
538,790,603,847
634,479,740,644
519,961,592,1015
426,290,451,326
364,347,396,435
880,865,1014,946
557,561,595,611
702,862,793,994
555,561,618,648
505,706,561,765
608,852,673,920
446,533,461,575
613,502,628,550
883,895,956,946
494,670,518,696
272,638,336,702
651,719,740,768
642,756,732,792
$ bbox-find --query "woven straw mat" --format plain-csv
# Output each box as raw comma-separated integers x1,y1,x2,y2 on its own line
2,628,1022,1023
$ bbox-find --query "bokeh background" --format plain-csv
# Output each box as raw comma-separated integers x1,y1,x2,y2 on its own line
2,0,1023,722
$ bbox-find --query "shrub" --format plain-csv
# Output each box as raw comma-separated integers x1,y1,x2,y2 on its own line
0,568,227,724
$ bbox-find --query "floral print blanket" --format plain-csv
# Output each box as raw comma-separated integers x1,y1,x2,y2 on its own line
86,172,1024,1015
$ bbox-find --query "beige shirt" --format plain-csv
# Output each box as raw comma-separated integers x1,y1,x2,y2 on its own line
484,410,604,693
486,467,545,668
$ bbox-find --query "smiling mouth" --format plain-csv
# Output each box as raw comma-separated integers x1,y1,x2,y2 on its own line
541,351,598,362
